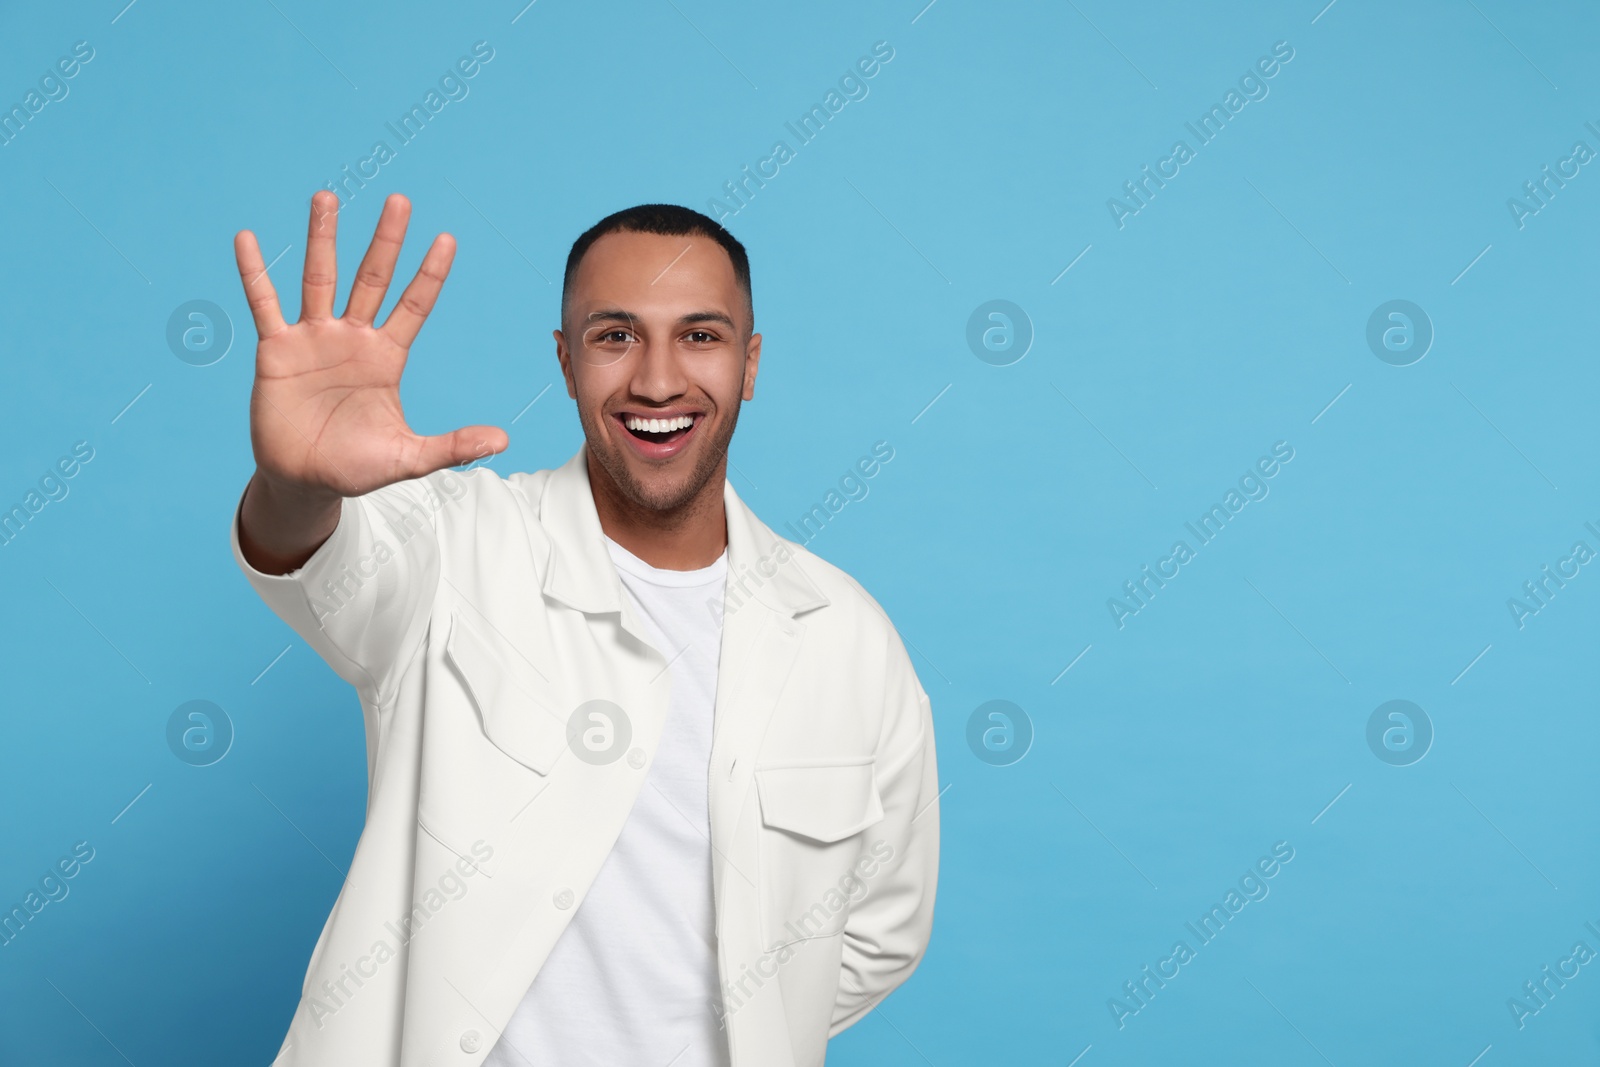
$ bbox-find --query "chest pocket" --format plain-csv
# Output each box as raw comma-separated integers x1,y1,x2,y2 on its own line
753,756,886,951
443,610,569,776
419,610,571,877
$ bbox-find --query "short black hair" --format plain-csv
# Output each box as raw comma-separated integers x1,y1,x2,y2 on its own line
561,204,752,334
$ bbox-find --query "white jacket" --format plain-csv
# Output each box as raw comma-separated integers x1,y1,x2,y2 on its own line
230,444,939,1066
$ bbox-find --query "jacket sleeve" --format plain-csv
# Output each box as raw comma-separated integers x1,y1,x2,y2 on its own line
228,473,447,708
830,637,940,1034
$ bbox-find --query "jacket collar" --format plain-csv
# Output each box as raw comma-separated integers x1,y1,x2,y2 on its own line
536,444,829,619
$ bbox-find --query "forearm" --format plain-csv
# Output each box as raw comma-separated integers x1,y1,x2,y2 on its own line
237,469,343,575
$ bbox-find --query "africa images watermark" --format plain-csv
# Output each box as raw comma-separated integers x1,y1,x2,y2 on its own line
705,40,896,223
311,439,891,631
1504,520,1600,630
306,465,478,626
0,840,97,948
1506,121,1600,230
1,39,95,148
306,839,494,1029
708,440,895,626
1108,840,1296,1029
0,440,96,549
777,440,895,547
1106,441,1295,629
1507,919,1600,1031
712,839,895,1029
1106,40,1296,230
321,41,496,208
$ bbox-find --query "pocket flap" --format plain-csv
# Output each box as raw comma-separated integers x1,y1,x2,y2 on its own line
754,757,884,844
444,610,568,776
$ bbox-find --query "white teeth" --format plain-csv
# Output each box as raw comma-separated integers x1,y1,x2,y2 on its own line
624,414,694,433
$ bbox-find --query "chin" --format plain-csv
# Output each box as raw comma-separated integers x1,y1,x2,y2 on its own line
590,433,701,514
585,402,739,514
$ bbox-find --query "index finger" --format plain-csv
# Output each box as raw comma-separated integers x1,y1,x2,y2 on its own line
233,230,288,338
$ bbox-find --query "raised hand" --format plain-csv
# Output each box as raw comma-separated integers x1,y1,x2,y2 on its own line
234,190,507,500
233,191,506,574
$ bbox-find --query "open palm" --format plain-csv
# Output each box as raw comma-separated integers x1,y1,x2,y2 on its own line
233,191,506,499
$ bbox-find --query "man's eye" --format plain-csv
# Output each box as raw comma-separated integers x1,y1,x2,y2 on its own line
686,331,717,344
600,330,632,343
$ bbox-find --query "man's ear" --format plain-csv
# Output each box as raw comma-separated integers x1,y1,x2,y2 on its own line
553,328,577,399
742,331,762,401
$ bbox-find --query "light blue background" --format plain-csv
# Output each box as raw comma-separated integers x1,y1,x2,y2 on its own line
2,1,1597,1063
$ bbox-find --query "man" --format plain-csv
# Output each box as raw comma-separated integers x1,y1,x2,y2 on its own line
230,190,938,1066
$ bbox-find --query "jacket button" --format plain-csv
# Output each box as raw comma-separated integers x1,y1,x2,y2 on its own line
627,747,646,769
460,1029,482,1053
553,887,574,909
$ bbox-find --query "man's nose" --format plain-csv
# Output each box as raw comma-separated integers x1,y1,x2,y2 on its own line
629,336,689,398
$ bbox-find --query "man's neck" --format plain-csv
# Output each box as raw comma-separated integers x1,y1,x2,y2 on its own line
587,451,728,571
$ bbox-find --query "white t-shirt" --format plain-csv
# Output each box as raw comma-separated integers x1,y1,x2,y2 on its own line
484,535,731,1067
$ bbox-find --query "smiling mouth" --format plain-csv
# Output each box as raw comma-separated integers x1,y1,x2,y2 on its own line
614,411,702,456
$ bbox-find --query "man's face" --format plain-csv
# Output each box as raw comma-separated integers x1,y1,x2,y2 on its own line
555,230,760,514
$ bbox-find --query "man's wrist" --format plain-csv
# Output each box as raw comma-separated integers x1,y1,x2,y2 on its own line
249,467,345,508
238,470,345,575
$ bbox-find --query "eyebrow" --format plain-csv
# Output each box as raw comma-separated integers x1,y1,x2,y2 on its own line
584,308,737,331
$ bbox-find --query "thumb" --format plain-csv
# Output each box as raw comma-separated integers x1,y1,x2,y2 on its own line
405,425,509,478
